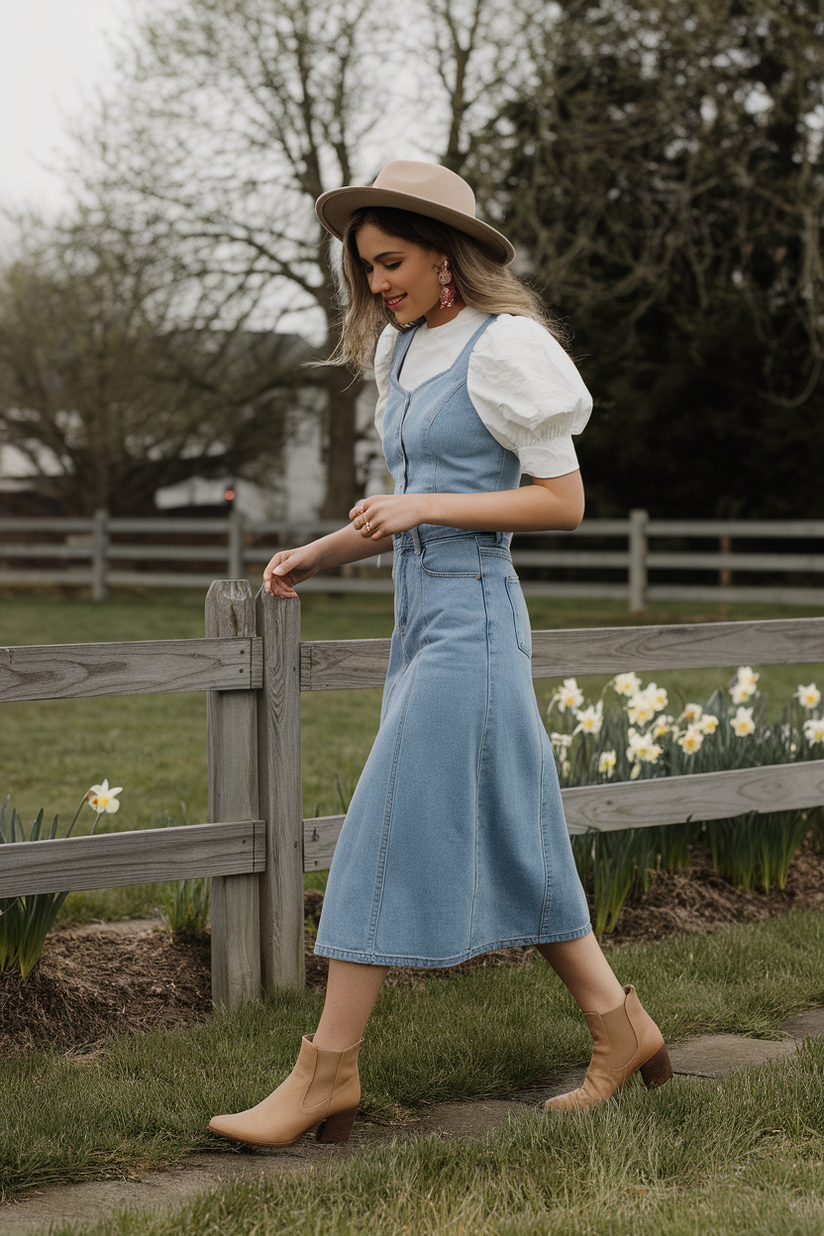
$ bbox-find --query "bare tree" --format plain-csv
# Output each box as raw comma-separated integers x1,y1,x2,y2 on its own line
68,0,540,516
0,212,306,514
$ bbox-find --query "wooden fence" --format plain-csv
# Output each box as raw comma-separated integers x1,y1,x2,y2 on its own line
1,511,823,609
2,584,824,1009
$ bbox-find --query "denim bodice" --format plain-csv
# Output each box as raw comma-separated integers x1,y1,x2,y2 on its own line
382,314,522,546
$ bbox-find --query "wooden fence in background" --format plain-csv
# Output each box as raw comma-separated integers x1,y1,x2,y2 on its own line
1,511,823,609
2,584,824,1007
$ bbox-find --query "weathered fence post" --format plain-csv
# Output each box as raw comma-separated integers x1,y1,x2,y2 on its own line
256,588,304,990
92,509,109,601
628,509,649,613
206,579,262,1007
228,509,245,581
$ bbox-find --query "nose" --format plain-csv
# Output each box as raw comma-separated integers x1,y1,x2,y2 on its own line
368,269,390,295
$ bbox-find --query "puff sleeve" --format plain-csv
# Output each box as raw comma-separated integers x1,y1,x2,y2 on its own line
468,314,592,477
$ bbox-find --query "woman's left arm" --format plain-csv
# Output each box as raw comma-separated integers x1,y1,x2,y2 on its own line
351,472,585,539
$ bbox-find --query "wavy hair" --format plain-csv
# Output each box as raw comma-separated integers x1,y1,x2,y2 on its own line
326,206,568,373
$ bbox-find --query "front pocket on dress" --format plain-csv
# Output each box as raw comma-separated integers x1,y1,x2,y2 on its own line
505,576,532,657
419,541,479,578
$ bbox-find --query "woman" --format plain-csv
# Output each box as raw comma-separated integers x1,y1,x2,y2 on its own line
208,161,672,1148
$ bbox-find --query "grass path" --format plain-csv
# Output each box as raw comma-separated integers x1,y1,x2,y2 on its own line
5,1010,824,1235
2,911,824,1205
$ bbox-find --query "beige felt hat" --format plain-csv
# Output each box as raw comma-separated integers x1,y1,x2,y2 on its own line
316,160,516,265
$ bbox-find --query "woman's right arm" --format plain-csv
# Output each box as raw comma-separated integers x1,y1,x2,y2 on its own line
263,522,393,598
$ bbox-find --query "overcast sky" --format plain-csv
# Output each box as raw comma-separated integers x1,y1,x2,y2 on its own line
0,0,128,211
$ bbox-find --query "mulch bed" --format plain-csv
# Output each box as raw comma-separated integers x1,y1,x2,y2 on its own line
3,845,824,1057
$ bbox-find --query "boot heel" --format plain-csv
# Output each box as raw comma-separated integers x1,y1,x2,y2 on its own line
316,1104,358,1144
639,1044,673,1090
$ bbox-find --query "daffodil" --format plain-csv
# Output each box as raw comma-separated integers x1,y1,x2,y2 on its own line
731,707,756,737
555,678,584,713
680,703,703,723
626,728,663,765
677,725,704,755
736,666,760,690
598,750,617,778
652,714,674,739
626,693,656,726
644,683,668,712
612,672,642,697
803,718,824,744
698,713,719,734
795,683,821,710
730,682,756,705
550,732,573,752
573,702,603,737
87,780,123,815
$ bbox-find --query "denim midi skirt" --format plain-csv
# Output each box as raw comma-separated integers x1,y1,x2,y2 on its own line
314,532,593,967
314,314,592,968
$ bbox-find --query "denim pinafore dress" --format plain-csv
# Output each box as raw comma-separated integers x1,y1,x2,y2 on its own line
314,315,591,967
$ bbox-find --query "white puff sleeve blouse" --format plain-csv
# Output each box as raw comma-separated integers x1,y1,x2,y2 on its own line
372,310,592,478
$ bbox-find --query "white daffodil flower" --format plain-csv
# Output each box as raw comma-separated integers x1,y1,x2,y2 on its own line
731,707,756,737
698,713,719,734
736,666,760,689
680,703,703,723
652,714,674,738
626,693,656,726
730,682,756,705
803,718,824,744
795,683,822,710
555,678,584,713
573,702,604,737
612,672,642,697
644,683,668,712
626,728,663,765
598,750,617,777
677,725,704,755
87,780,123,814
550,732,573,751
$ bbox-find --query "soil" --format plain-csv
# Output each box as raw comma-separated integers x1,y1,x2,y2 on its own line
3,845,824,1058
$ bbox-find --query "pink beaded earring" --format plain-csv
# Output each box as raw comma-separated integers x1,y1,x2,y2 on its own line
438,259,456,309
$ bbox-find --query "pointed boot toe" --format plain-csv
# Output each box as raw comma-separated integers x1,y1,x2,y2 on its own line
207,1034,362,1147
545,985,672,1113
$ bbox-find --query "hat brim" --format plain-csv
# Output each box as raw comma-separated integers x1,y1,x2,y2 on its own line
316,186,516,266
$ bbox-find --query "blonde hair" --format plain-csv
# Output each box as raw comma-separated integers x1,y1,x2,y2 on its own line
327,207,568,373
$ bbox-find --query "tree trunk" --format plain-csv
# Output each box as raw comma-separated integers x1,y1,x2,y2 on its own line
319,372,364,520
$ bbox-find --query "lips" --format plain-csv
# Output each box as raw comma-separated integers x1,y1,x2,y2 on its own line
384,294,406,309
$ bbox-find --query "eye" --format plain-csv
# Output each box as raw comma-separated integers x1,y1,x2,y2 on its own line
385,261,401,271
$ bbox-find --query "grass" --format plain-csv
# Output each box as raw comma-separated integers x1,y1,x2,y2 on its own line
47,1044,824,1234
2,909,824,1205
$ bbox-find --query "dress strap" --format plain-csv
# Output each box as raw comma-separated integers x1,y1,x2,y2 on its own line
390,327,418,381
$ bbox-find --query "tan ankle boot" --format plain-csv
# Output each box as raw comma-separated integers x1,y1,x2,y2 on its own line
545,985,672,1112
207,1034,362,1147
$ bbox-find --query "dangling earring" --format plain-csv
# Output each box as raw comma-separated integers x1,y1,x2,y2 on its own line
438,259,456,309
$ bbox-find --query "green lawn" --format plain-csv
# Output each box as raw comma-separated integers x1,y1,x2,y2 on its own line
2,910,824,1225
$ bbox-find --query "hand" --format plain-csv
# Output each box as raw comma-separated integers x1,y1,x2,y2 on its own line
262,546,320,598
349,494,427,540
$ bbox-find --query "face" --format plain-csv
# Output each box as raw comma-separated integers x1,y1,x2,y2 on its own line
355,222,457,327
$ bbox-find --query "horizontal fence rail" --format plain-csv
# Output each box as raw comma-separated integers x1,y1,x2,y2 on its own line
0,821,264,898
299,616,824,692
303,760,824,868
1,511,823,609
0,637,262,702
